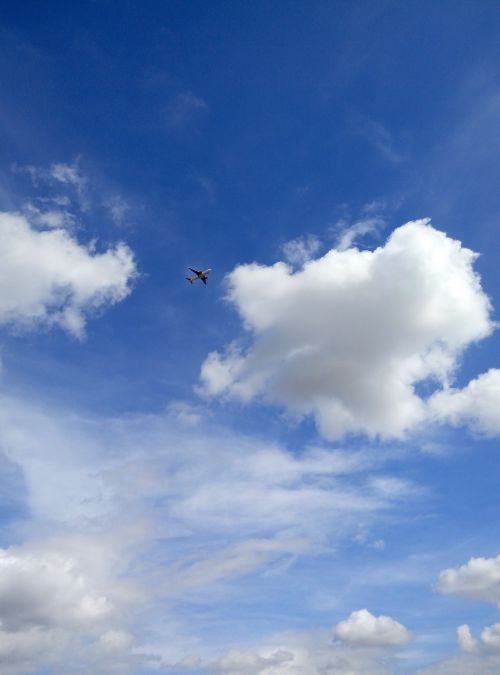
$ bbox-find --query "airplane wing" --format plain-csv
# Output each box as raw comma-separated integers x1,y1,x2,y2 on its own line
189,267,201,275
201,277,207,285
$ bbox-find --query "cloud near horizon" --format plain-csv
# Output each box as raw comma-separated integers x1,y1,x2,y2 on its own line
0,389,422,672
200,219,497,440
214,615,411,675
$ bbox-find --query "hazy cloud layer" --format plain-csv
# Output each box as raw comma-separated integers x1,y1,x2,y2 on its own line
0,392,421,672
200,220,494,439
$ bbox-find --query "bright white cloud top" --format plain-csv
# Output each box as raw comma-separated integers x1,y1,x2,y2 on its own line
429,368,500,436
0,211,136,337
334,609,411,646
200,219,494,439
438,554,500,603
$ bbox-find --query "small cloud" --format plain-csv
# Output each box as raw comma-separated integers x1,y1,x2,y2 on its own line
50,158,89,210
429,368,500,437
334,609,411,647
167,400,205,427
13,157,89,211
362,198,387,214
457,622,500,655
0,210,137,338
51,160,83,187
369,538,386,551
334,215,384,251
105,195,131,226
282,234,321,266
457,624,479,653
437,554,500,604
165,91,209,130
23,202,75,229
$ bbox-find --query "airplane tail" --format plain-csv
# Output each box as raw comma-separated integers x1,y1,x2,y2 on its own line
186,277,194,284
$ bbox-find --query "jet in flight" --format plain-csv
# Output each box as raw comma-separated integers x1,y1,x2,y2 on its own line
186,268,211,285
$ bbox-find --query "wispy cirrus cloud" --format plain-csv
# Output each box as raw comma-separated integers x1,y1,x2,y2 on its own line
13,157,89,211
0,389,423,672
282,234,321,267
353,115,408,164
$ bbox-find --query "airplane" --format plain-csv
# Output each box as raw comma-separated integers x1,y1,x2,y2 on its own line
186,267,211,285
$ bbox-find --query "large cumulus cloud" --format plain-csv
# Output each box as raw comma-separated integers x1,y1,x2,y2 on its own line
200,220,494,439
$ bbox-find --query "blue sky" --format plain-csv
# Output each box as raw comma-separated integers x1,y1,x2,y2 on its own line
2,1,500,673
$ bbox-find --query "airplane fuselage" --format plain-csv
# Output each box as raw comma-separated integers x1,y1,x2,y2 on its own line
186,267,211,285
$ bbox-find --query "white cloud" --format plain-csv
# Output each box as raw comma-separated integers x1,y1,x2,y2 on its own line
50,160,86,189
200,219,493,439
480,623,500,651
15,158,89,210
169,538,309,593
437,554,500,604
167,400,205,427
281,235,321,266
0,211,136,337
429,368,500,436
334,609,410,647
213,625,410,675
0,391,425,672
334,215,384,251
457,624,478,653
422,623,500,674
0,533,146,675
215,648,294,674
0,546,111,631
0,392,406,538
105,195,131,225
23,202,75,229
